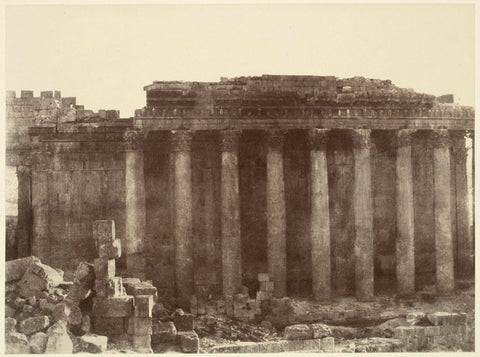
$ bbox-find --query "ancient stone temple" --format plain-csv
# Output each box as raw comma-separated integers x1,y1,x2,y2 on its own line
6,75,475,310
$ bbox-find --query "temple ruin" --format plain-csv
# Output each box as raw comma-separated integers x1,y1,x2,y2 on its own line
5,75,475,352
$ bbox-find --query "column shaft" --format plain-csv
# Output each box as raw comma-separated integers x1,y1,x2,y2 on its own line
266,130,287,297
171,131,194,309
309,129,331,302
351,129,374,301
16,164,33,258
221,130,242,297
433,130,455,295
395,130,416,299
124,130,147,276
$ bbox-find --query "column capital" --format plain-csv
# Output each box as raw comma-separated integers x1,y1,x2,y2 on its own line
265,129,287,150
395,129,416,148
16,165,32,179
350,129,372,149
308,128,330,150
170,130,193,152
220,130,242,152
123,129,145,151
431,129,450,149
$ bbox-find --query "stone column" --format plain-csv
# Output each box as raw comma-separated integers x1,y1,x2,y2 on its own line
395,129,416,300
171,130,194,309
432,130,455,295
351,129,374,301
308,129,331,302
220,130,242,297
16,163,33,258
451,132,473,280
124,130,147,277
266,129,287,297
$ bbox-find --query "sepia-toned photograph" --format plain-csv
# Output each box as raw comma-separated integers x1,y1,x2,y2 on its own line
2,1,476,354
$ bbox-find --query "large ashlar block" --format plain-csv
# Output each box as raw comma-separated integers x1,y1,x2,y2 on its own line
93,220,116,245
95,277,124,298
92,296,133,317
127,317,152,335
93,258,116,280
134,295,153,317
98,239,122,259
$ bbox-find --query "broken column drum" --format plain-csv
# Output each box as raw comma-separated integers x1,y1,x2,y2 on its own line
8,75,474,307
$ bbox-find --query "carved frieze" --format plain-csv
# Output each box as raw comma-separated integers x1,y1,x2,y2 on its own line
123,129,145,151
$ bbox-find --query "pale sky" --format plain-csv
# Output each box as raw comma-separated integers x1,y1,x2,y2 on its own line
5,3,475,117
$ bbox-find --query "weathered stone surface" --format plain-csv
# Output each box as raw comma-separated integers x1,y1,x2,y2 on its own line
5,331,30,354
174,309,195,331
124,281,157,296
260,281,275,292
39,298,56,314
5,256,41,282
406,311,427,325
127,317,153,335
427,312,454,326
81,315,91,333
17,263,63,298
132,334,152,353
152,321,177,344
92,316,125,335
66,282,92,302
52,301,82,325
311,323,332,338
5,317,17,334
72,261,95,286
29,332,48,354
93,220,116,246
5,304,16,317
92,296,133,317
18,316,50,335
178,331,199,353
98,239,122,259
94,258,116,280
284,324,313,340
95,277,124,298
44,321,73,354
258,273,270,282
134,295,153,317
77,333,108,353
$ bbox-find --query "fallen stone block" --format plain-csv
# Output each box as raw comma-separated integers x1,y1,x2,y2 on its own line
5,331,30,354
93,220,116,246
284,324,313,340
152,321,177,344
92,296,134,317
81,315,91,333
178,331,199,353
6,256,41,282
17,263,63,298
152,301,169,318
5,304,16,318
311,323,332,338
427,312,454,326
5,317,17,334
127,317,153,335
98,239,122,259
52,301,82,325
174,309,195,331
406,311,427,325
322,336,335,352
132,334,152,353
44,321,73,354
72,262,95,286
77,333,108,353
124,281,157,297
39,299,56,314
94,258,116,280
134,295,153,317
29,332,48,354
18,316,50,335
95,277,124,298
256,291,273,301
93,316,125,336
66,283,92,302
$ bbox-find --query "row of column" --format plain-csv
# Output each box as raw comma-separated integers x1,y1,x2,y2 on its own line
123,128,472,308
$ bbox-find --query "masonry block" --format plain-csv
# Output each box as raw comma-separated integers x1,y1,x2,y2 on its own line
93,316,125,336
124,282,157,297
427,312,453,326
321,337,335,352
215,299,226,314
93,220,116,245
132,334,152,352
94,277,124,298
127,317,152,335
98,239,122,259
284,324,313,340
92,296,133,317
152,321,177,344
260,281,275,292
424,326,441,336
258,273,270,282
256,291,273,301
174,309,194,331
134,295,153,317
178,331,199,353
94,258,115,280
